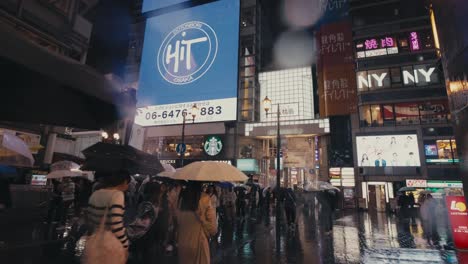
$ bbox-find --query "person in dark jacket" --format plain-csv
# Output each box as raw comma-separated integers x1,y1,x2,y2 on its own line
318,190,335,234
284,188,297,227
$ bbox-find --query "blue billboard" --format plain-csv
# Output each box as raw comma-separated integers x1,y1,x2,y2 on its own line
142,0,190,13
136,0,240,126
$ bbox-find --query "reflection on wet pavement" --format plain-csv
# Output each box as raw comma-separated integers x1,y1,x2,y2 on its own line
211,206,460,264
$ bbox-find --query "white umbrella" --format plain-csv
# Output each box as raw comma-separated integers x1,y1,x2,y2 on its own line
0,132,34,167
172,161,248,182
47,160,93,179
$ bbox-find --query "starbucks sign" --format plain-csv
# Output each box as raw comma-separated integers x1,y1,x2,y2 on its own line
204,136,223,156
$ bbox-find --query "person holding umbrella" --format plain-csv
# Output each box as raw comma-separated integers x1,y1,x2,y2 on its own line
176,182,217,264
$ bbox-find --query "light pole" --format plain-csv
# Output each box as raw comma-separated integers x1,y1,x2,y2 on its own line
263,96,282,253
180,104,199,167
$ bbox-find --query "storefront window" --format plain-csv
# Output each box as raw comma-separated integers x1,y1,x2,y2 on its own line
394,103,420,125
370,105,383,126
383,104,395,125
419,100,448,123
359,105,371,126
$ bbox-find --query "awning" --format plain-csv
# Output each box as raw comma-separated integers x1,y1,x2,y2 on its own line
0,23,122,129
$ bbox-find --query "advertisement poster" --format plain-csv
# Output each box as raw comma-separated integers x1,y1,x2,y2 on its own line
136,0,240,126
445,196,468,249
356,134,421,167
317,20,357,116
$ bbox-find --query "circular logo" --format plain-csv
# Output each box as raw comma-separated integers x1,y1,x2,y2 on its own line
157,21,218,85
456,202,467,212
204,136,223,156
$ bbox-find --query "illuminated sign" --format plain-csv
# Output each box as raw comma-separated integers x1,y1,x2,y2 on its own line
406,179,427,188
142,0,189,13
356,134,421,167
356,36,398,58
409,32,420,51
136,0,240,126
358,66,437,89
203,136,223,156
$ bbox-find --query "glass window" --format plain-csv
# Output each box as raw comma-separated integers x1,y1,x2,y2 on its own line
390,67,402,84
240,66,255,78
359,105,371,126
241,7,255,28
398,34,410,52
370,105,383,126
241,37,255,56
241,55,255,66
383,105,394,120
394,103,419,125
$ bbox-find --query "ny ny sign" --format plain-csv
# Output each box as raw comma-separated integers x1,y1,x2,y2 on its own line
358,67,436,89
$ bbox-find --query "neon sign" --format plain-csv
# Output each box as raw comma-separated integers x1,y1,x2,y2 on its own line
410,32,420,51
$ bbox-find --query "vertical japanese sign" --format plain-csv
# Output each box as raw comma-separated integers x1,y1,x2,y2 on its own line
317,20,357,116
445,196,468,249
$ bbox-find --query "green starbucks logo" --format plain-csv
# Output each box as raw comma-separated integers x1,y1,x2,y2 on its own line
204,136,223,156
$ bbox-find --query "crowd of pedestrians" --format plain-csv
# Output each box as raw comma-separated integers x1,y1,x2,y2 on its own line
52,170,339,264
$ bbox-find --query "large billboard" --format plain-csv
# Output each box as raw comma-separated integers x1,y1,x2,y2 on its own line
317,20,357,116
135,0,240,126
356,134,421,167
142,0,190,13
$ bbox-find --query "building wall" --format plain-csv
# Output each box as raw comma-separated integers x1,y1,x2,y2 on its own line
349,0,458,203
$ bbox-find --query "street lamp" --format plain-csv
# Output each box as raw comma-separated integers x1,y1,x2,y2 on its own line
180,104,199,167
263,95,281,253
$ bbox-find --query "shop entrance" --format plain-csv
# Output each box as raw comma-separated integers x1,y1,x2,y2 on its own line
368,184,387,212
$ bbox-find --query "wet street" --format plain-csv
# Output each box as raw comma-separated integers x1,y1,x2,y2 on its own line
207,206,461,264
1,204,464,264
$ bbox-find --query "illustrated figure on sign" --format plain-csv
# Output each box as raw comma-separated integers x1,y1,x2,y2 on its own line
390,137,397,150
373,137,383,155
391,153,399,166
374,153,387,167
405,152,418,166
361,154,370,166
404,136,414,149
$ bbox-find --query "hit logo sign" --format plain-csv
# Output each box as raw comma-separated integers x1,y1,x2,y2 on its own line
158,21,218,85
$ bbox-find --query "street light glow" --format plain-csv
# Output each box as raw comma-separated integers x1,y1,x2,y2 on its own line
191,104,199,119
263,96,272,113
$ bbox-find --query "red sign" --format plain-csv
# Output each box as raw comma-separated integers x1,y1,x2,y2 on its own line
445,196,468,249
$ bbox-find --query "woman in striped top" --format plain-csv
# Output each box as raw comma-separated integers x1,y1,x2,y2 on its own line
86,171,130,249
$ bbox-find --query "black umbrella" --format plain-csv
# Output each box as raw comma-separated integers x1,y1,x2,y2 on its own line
81,142,164,175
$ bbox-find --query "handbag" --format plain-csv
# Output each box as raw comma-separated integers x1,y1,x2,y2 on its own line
82,207,128,264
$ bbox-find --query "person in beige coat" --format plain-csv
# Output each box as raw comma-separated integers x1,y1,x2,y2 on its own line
177,182,217,264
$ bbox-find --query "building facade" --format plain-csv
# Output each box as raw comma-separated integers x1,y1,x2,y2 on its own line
349,0,461,211
0,0,124,169
430,0,468,199
127,0,328,187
